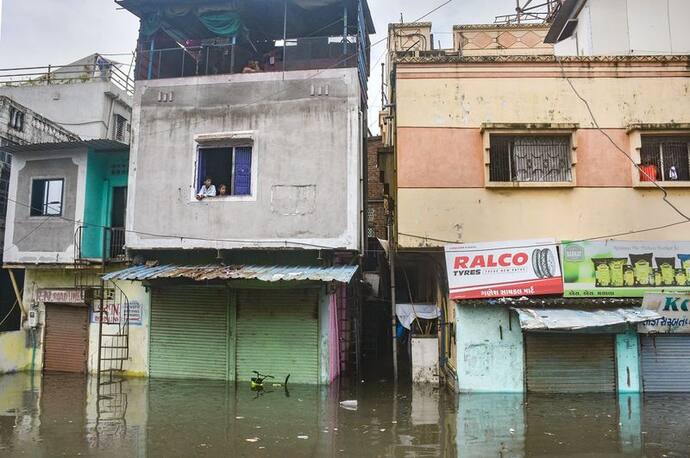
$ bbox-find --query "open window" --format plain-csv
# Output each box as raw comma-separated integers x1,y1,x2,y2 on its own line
196,146,252,197
30,179,64,216
639,136,690,182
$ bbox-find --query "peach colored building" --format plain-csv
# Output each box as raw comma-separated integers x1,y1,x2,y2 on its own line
381,21,690,391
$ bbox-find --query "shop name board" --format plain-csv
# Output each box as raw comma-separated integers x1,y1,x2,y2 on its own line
91,301,143,326
562,240,690,297
36,289,85,304
639,293,690,333
444,239,563,300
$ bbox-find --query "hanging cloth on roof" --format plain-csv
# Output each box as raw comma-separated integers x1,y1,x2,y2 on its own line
141,11,163,36
195,10,242,37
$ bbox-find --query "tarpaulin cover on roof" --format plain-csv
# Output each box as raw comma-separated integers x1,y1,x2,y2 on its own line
142,8,241,37
512,307,660,331
103,264,358,283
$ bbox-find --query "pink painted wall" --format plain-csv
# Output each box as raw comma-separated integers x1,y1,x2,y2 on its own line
575,129,632,187
398,127,485,188
397,127,634,188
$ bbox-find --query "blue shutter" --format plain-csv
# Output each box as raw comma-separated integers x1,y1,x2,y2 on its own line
233,147,252,196
196,150,206,191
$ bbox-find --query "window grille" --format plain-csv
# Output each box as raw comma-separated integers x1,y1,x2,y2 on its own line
489,135,572,182
640,136,690,182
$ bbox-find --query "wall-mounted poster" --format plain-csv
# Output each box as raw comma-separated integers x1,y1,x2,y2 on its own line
445,239,563,300
562,241,690,297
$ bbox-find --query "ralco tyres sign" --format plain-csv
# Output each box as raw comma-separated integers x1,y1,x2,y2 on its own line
444,239,564,300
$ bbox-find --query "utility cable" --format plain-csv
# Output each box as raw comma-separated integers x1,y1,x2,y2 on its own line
556,56,690,223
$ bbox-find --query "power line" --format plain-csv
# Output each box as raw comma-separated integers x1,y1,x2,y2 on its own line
555,57,690,223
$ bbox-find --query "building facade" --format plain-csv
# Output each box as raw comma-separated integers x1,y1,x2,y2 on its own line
0,54,133,141
381,19,690,392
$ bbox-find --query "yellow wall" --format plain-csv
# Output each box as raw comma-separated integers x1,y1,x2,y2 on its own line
398,187,690,247
393,59,690,247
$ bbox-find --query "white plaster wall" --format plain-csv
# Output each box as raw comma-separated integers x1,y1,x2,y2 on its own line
556,0,690,56
411,336,439,384
0,82,132,140
455,305,524,393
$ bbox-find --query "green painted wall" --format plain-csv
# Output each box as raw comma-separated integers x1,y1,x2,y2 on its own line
616,330,641,393
81,149,128,259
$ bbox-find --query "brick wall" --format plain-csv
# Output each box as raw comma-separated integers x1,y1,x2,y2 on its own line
367,136,387,239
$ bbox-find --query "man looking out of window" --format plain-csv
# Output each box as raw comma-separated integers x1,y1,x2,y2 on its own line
196,177,216,200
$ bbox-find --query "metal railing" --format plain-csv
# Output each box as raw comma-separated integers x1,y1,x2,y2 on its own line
136,36,359,81
0,62,134,96
74,226,127,263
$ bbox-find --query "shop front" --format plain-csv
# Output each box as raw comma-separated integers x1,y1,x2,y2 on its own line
104,264,357,384
638,293,690,392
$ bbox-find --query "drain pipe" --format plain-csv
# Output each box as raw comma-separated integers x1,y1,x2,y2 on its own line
388,212,397,380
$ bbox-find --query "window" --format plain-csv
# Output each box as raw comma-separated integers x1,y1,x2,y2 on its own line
489,135,572,182
30,179,64,216
640,136,690,182
8,107,25,132
196,146,252,197
113,114,128,142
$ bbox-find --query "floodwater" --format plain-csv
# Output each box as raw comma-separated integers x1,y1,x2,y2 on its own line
0,373,689,457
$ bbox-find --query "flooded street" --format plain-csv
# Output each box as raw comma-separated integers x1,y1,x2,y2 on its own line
0,373,689,457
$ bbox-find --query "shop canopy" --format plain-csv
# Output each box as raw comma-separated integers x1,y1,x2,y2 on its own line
103,264,358,283
512,307,660,331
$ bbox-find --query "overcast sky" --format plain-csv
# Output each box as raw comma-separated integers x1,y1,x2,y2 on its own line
0,0,516,131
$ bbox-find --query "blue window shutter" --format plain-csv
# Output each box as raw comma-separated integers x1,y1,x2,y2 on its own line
233,147,252,195
196,150,206,190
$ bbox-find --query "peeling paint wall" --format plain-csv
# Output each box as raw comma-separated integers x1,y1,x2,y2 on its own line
455,305,524,392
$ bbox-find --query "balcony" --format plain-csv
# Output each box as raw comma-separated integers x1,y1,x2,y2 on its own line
76,226,127,263
136,35,359,81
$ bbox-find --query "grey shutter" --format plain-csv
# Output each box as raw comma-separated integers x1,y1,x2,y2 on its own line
525,334,616,393
641,335,690,392
150,286,229,380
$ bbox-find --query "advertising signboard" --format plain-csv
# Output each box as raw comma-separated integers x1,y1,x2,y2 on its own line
562,241,690,297
639,293,690,333
91,300,143,326
36,289,86,304
444,239,563,300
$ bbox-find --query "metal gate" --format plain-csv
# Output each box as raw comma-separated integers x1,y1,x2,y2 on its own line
641,335,690,392
525,334,616,393
43,304,89,373
150,286,229,380
236,289,319,384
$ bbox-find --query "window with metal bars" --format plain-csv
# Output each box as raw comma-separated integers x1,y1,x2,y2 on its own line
640,136,690,182
113,114,128,142
489,135,572,183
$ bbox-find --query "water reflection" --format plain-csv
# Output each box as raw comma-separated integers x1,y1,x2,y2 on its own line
0,373,689,457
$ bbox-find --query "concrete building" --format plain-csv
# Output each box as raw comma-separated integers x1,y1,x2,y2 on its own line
0,54,133,141
380,19,690,392
0,139,131,375
79,0,375,384
546,0,690,56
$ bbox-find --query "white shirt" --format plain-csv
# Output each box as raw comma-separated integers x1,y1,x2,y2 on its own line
197,184,216,197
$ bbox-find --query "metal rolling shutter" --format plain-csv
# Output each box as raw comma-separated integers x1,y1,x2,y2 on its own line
525,334,616,393
43,304,89,373
236,289,319,384
641,335,690,392
150,286,229,380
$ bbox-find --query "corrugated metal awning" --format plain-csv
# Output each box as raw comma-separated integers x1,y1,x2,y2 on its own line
103,264,358,283
513,307,660,331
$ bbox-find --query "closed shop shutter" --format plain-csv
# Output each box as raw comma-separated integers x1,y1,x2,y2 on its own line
640,335,690,392
150,286,229,380
236,289,319,384
43,304,89,373
525,334,616,393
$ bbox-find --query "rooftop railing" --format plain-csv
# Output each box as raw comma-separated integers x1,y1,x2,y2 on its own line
136,36,359,81
0,63,134,96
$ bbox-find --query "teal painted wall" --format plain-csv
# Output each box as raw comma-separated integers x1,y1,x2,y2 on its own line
616,330,641,393
81,150,128,259
455,305,524,393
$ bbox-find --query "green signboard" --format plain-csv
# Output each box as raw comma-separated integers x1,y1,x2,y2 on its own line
561,241,690,297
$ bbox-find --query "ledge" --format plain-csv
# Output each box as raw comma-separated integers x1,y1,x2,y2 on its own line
626,123,690,133
634,181,690,189
481,122,578,132
486,181,575,189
